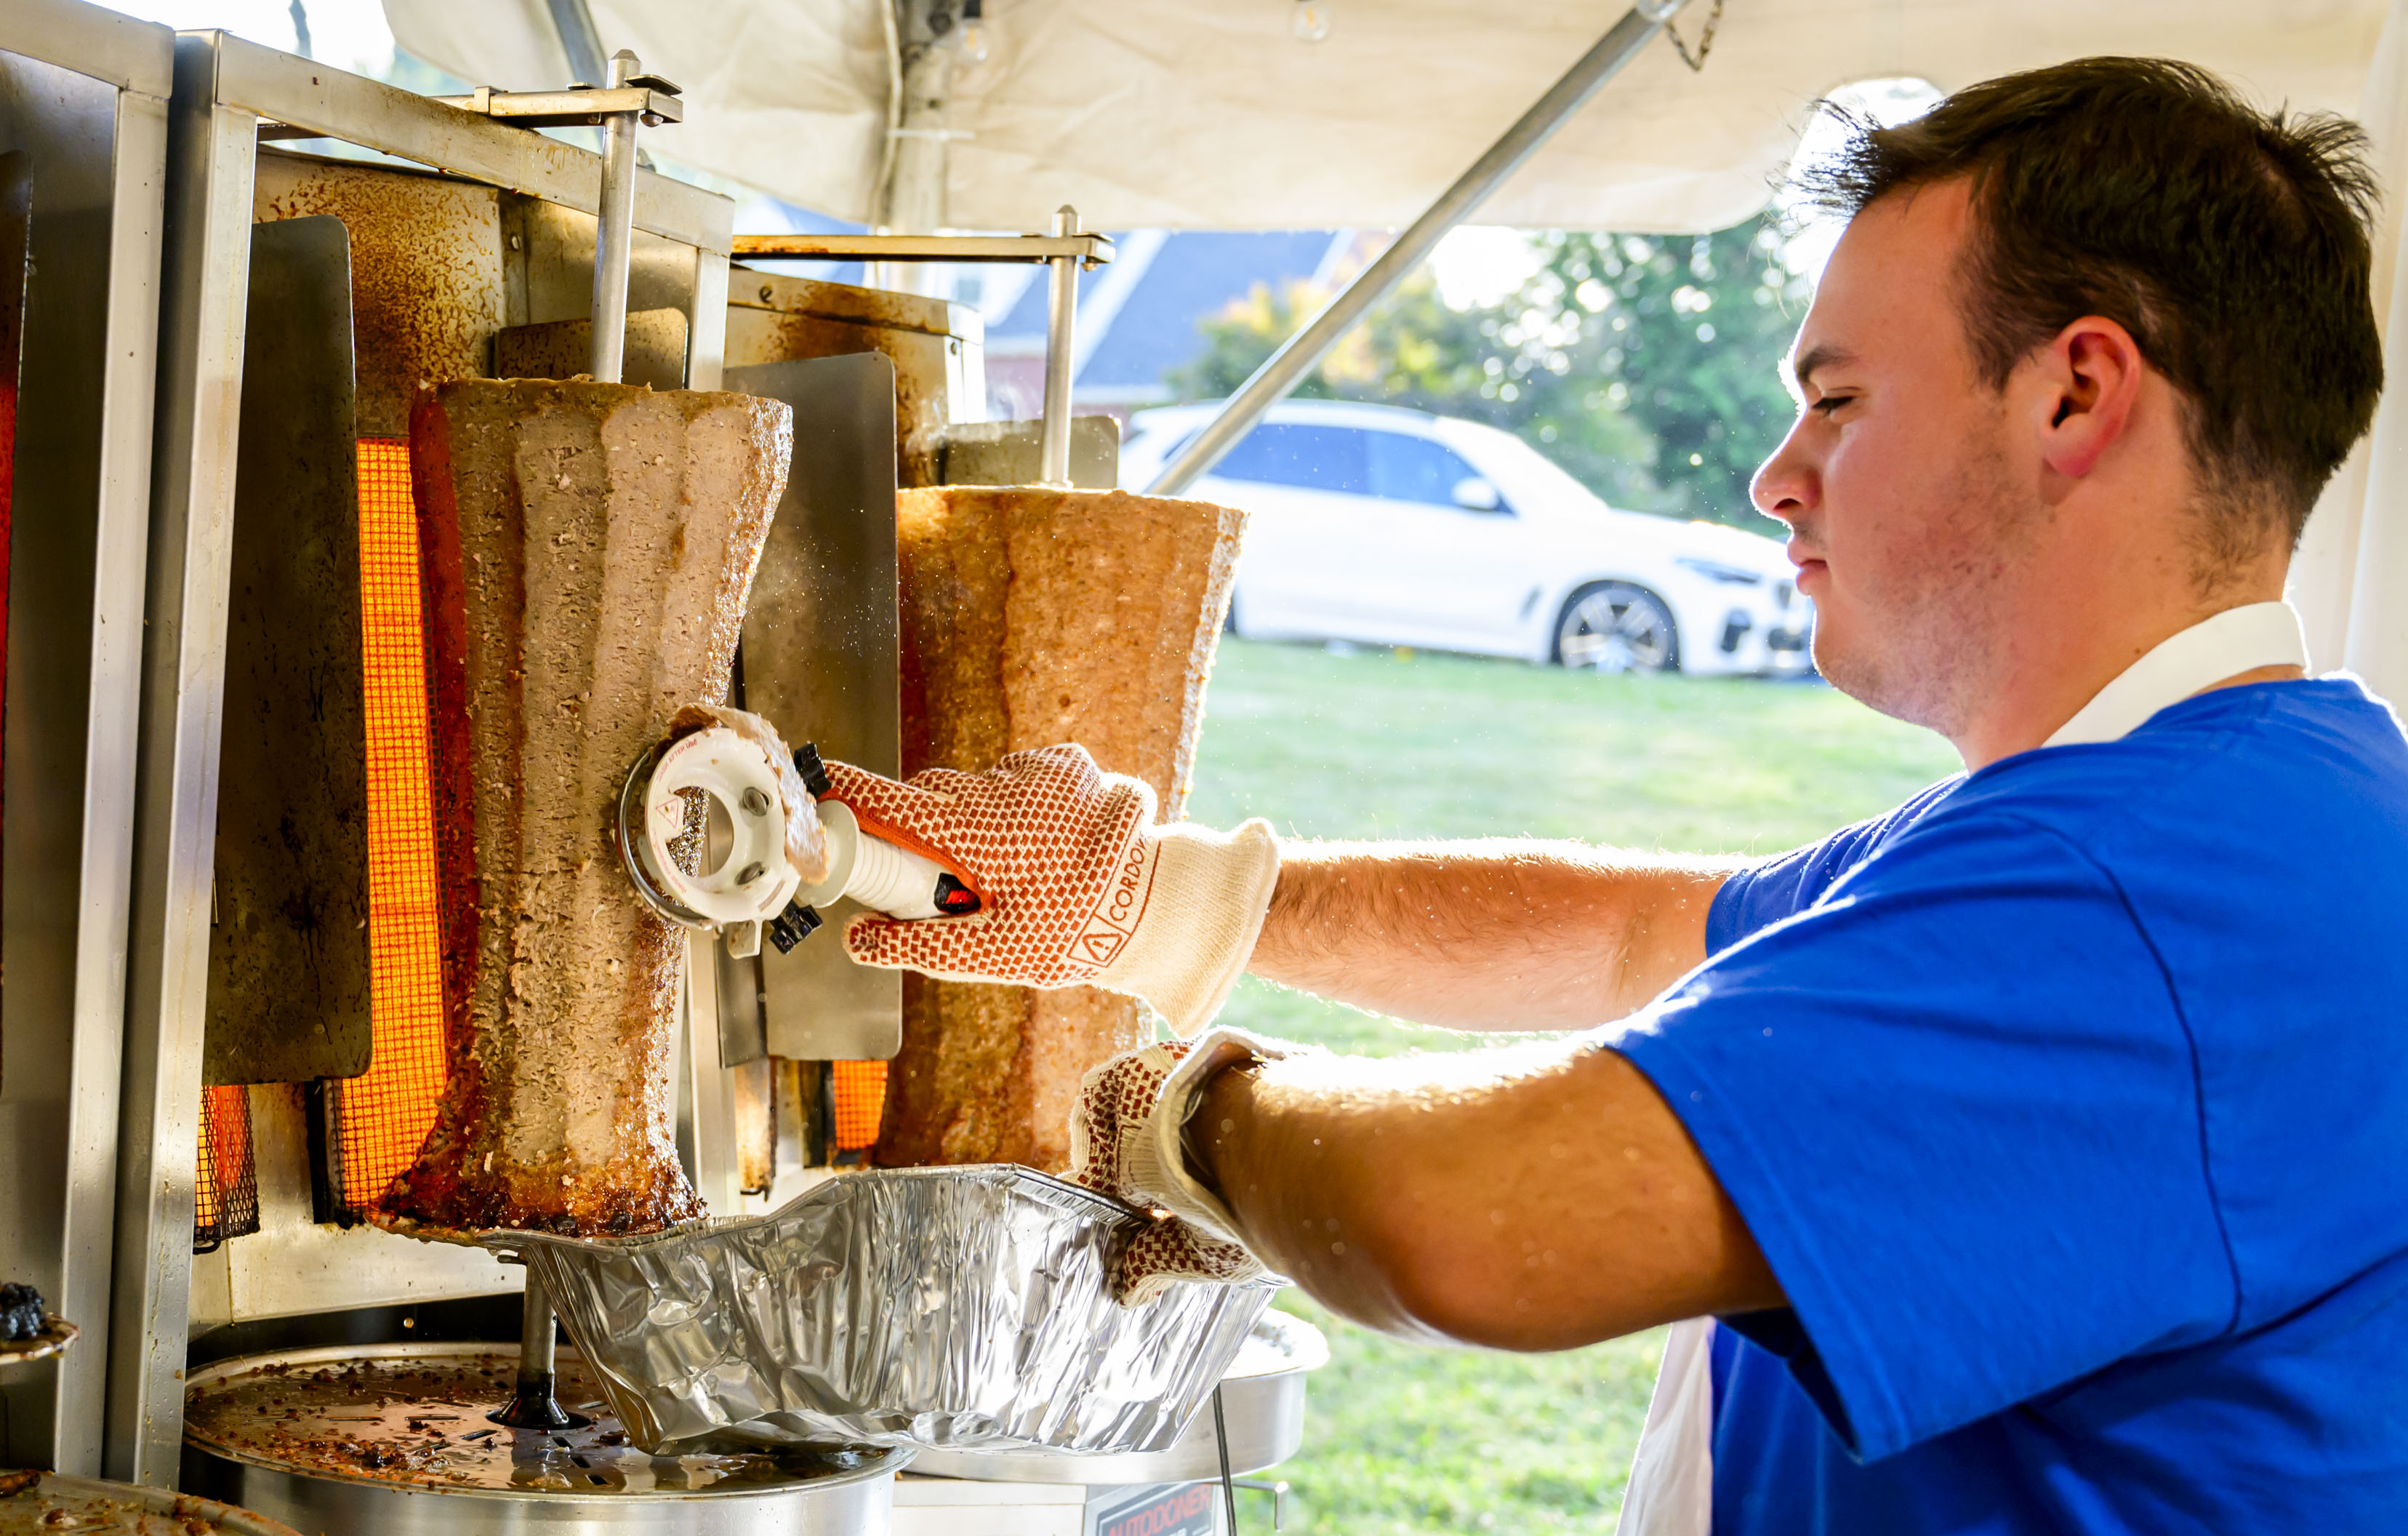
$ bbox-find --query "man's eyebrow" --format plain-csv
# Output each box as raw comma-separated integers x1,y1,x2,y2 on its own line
1791,343,1855,393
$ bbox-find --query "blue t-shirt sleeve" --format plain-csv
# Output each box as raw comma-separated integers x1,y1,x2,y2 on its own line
1705,778,1964,952
1613,808,2238,1461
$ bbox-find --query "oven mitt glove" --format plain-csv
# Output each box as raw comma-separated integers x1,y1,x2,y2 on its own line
822,746,1280,1036
1072,1028,1310,1305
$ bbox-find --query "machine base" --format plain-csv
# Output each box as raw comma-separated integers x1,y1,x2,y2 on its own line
182,1343,902,1534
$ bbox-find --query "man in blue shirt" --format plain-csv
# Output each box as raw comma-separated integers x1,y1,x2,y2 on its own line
830,56,2401,1533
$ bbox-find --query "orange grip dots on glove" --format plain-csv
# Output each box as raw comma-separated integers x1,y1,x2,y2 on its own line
1069,1031,1295,1304
823,745,1281,1036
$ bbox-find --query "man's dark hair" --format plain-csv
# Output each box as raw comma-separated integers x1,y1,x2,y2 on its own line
1793,57,2383,561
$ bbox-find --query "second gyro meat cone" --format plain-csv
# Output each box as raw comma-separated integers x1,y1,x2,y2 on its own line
879,486,1245,1172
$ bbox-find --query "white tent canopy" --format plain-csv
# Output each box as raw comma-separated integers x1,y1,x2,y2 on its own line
383,1,2386,234
388,0,2408,699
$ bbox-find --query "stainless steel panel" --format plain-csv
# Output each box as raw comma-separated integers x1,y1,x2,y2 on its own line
0,9,171,1479
252,149,504,439
725,271,977,489
494,308,689,389
938,417,1119,490
202,215,369,1087
511,194,707,341
723,354,900,1063
0,0,174,98
112,38,258,1488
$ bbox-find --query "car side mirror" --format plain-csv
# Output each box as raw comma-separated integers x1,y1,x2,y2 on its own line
1451,476,1504,513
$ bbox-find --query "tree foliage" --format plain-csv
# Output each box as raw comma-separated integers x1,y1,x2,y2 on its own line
1165,215,1810,532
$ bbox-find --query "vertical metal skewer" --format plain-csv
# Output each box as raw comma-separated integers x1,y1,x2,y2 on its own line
490,1263,590,1430
491,49,651,1432
1038,204,1080,487
588,47,643,384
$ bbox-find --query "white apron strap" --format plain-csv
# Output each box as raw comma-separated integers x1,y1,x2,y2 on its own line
1614,1316,1716,1536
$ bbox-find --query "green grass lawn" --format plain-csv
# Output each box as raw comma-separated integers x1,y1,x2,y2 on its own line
1182,638,1960,1532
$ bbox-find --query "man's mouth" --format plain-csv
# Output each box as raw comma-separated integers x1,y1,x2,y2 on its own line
1786,537,1829,589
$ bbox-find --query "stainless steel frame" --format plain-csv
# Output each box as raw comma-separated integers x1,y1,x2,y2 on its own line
1147,0,1688,497
0,0,172,1480
113,29,738,1488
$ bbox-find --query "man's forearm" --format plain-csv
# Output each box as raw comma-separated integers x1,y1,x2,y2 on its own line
1246,841,1741,1031
1193,1041,1782,1348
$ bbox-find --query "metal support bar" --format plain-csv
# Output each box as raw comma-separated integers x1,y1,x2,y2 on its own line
1038,204,1080,487
589,49,642,383
1146,0,1685,497
198,30,730,253
428,83,681,126
260,85,680,137
731,231,1115,266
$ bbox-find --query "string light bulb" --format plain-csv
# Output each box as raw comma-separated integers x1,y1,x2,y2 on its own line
1291,1,1330,41
955,0,989,64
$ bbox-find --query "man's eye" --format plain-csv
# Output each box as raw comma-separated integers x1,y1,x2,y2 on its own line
1811,394,1853,417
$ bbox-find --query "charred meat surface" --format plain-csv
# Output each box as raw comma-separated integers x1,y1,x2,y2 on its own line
0,1284,41,1343
380,380,792,1239
879,487,1244,1172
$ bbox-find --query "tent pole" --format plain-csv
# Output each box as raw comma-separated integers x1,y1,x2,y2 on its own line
878,0,954,295
1145,1,1686,498
544,0,609,87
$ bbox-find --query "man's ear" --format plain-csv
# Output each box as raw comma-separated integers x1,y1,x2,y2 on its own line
2032,316,2144,481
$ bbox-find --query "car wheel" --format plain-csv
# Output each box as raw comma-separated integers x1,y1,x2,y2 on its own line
1553,583,1680,673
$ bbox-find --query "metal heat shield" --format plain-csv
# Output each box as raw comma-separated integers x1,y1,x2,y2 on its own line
723,352,901,1064
491,306,689,388
201,215,371,1085
937,415,1119,489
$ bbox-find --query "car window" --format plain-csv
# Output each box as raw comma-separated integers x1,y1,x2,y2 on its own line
1368,431,1489,508
1211,423,1371,495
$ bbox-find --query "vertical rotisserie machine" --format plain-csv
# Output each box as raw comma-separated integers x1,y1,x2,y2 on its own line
105,23,924,1530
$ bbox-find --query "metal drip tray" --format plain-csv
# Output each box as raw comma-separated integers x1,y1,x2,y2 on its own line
181,1343,902,1533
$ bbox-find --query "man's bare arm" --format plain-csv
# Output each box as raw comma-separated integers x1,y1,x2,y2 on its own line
1195,1039,1782,1348
1245,841,1743,1031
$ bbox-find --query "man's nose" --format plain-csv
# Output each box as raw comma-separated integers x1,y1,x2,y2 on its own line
1751,420,1815,528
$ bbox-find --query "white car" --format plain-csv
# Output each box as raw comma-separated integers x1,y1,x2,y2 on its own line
1120,400,1812,676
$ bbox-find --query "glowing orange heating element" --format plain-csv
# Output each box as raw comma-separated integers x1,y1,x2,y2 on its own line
338,438,449,1212
831,1060,888,1152
194,1083,259,1248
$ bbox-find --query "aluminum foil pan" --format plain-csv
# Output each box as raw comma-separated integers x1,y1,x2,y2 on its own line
496,1165,1276,1457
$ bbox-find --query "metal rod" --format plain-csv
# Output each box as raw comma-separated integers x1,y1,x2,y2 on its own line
1213,1384,1239,1531
731,231,1114,265
588,48,642,383
1145,0,1685,497
487,1267,592,1430
1039,204,1079,487
518,1271,556,1391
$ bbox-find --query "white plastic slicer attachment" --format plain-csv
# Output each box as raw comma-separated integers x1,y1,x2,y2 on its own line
619,727,804,958
788,742,979,926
